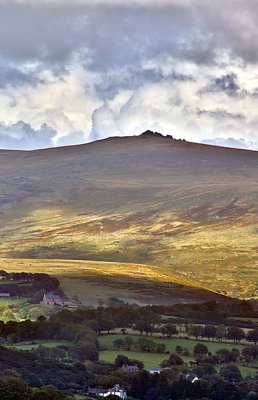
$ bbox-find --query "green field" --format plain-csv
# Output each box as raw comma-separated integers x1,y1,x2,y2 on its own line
160,315,178,320
237,366,257,378
0,297,29,306
217,365,257,378
228,317,258,323
99,334,257,372
99,350,168,369
7,340,71,351
98,334,245,355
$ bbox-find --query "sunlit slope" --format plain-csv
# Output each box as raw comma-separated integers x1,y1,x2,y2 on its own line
0,134,257,298
0,257,202,287
0,258,231,305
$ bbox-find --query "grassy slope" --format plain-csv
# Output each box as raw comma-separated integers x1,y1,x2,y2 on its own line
0,258,229,306
0,135,257,299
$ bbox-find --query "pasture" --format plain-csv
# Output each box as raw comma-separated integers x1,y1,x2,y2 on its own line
7,340,71,351
0,297,29,306
99,350,168,369
98,334,246,355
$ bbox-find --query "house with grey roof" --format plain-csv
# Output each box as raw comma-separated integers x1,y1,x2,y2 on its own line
122,364,139,373
43,293,63,306
0,293,10,298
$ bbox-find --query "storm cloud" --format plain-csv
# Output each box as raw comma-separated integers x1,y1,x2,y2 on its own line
1,0,258,149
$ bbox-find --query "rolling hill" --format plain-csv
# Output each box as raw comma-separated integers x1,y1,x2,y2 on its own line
0,131,257,300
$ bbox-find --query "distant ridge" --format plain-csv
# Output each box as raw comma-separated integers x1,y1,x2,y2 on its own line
43,130,257,154
0,129,257,154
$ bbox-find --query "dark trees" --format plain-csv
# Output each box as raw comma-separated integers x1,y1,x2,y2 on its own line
193,343,209,356
0,377,31,400
227,327,245,343
134,321,153,335
247,329,258,345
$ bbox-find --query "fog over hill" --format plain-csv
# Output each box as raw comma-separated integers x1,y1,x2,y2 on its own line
0,131,257,299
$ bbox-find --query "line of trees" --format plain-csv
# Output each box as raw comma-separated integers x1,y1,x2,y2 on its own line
189,324,258,344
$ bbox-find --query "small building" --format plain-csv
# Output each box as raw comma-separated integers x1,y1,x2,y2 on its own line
62,300,78,308
147,368,165,375
88,385,127,399
122,364,139,373
0,293,10,298
88,388,110,397
186,374,200,384
0,271,8,280
43,293,63,306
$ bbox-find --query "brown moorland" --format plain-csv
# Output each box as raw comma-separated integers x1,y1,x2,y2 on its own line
0,131,257,299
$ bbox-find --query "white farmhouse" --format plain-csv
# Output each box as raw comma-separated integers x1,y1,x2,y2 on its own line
88,385,127,399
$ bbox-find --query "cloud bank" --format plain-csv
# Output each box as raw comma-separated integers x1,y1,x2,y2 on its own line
0,0,258,150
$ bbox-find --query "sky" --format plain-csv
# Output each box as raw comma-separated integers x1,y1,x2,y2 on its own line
0,0,258,150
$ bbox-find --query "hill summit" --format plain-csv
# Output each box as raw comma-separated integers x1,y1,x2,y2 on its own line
140,130,171,138
139,130,181,141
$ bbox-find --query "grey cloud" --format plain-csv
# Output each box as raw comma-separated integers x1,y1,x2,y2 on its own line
96,68,165,99
0,121,88,150
200,73,241,97
196,108,245,120
212,74,240,95
0,62,32,88
0,121,56,149
0,58,48,88
0,1,257,98
96,67,194,99
0,2,238,68
0,0,257,68
199,1,258,64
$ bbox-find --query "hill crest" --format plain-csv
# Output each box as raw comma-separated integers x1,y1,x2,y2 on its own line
1,129,258,155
